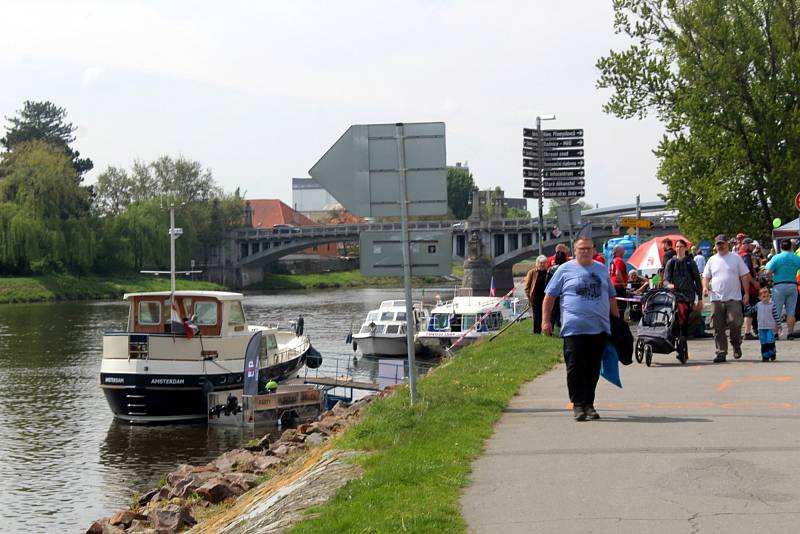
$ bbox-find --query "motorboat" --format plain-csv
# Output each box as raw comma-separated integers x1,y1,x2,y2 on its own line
352,300,429,357
416,290,523,355
100,290,318,423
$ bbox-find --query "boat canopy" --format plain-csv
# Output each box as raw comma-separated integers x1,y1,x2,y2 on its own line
123,290,244,301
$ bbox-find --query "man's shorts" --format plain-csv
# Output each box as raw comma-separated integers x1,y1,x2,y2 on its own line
772,283,798,318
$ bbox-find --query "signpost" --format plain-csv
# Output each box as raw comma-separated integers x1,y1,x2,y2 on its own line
310,121,449,405
620,218,654,229
522,124,586,247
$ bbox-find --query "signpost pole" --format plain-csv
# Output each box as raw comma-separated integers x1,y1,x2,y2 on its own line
396,123,418,405
536,117,544,255
635,194,641,245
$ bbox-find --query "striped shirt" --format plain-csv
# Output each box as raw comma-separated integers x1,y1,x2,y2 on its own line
756,301,780,330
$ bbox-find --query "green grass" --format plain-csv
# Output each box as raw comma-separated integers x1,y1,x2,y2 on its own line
289,323,563,534
0,274,222,304
248,269,459,290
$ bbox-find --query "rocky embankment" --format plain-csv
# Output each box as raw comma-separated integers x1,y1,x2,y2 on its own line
86,390,392,534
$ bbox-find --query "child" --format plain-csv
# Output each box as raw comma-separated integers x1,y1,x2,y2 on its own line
756,287,780,361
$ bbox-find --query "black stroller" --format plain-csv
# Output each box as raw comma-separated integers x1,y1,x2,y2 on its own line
635,288,688,366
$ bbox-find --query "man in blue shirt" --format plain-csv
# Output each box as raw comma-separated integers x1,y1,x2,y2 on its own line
765,240,800,339
543,236,621,421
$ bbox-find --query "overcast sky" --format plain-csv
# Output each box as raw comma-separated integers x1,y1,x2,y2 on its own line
0,0,665,211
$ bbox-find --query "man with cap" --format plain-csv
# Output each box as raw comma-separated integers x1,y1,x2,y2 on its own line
703,234,751,362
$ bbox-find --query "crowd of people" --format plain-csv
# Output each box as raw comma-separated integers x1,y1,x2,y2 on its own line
523,232,800,421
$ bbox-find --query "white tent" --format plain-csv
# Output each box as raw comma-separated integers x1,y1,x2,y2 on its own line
772,217,800,239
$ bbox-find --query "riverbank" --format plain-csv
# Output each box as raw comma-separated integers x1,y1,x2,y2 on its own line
187,323,562,533
0,274,221,304
247,266,463,291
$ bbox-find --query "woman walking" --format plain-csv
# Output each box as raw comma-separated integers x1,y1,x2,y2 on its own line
524,255,549,334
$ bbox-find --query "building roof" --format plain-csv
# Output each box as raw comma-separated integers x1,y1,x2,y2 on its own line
247,199,316,228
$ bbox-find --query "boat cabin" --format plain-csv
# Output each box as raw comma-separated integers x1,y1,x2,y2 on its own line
125,291,249,337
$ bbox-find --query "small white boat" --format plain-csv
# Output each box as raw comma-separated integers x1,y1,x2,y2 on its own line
417,290,522,355
352,300,430,357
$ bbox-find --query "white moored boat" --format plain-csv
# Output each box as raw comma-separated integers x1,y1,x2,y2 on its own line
416,290,522,355
352,300,429,357
100,292,319,423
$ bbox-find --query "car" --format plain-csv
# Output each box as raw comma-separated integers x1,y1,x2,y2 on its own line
273,224,301,234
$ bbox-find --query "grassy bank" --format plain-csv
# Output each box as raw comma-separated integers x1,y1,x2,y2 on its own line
0,274,222,304
248,268,461,291
290,323,562,533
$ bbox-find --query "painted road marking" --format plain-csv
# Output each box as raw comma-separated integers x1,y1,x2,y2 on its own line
717,376,793,391
565,401,795,410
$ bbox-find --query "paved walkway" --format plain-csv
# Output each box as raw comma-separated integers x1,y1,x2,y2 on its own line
461,336,800,533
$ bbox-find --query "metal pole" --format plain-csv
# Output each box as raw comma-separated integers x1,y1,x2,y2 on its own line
537,117,544,255
169,205,176,304
635,194,641,245
396,123,418,405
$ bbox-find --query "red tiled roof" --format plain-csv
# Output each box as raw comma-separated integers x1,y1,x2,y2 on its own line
247,199,316,228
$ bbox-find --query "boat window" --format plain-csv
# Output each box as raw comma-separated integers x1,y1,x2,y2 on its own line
487,312,503,330
266,334,278,351
374,324,387,334
228,301,246,326
138,301,161,325
432,313,450,330
366,312,379,322
385,325,400,334
194,301,218,326
359,325,373,334
380,311,394,321
396,312,406,322
462,314,477,331
399,325,406,334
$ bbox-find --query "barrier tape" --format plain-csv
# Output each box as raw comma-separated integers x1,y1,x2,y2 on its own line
445,278,528,354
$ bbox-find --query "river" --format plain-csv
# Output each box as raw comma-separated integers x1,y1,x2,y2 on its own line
0,286,461,533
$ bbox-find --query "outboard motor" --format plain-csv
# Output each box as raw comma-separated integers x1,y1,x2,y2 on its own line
305,346,323,369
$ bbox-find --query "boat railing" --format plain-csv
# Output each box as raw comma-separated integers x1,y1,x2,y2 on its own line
274,336,310,362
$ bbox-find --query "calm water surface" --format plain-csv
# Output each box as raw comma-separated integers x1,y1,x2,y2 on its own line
0,286,457,533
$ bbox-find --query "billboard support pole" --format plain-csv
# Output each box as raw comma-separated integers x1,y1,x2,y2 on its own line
537,117,544,255
396,123,418,405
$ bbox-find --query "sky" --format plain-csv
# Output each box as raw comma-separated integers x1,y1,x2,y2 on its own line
0,0,666,211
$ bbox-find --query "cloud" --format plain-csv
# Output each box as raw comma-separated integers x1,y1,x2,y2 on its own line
82,67,102,88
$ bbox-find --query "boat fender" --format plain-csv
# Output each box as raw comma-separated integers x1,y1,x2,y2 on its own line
345,332,353,344
352,341,358,352
305,346,323,369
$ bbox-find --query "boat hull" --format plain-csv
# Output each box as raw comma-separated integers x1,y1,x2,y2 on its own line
417,334,480,355
100,354,307,424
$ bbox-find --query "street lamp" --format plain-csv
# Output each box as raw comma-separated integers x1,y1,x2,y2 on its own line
536,114,556,255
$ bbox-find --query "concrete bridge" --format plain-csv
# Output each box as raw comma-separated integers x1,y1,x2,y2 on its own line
210,200,680,292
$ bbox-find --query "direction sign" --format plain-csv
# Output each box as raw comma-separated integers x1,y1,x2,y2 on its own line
543,169,584,178
524,158,584,169
523,168,539,178
524,178,540,189
620,218,654,229
543,178,585,188
309,122,447,217
523,148,584,159
523,138,584,149
523,128,584,139
543,189,585,199
522,188,540,199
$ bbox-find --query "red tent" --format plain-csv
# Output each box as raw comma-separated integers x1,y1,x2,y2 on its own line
628,235,692,273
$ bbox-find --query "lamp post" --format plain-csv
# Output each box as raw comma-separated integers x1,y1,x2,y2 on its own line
536,114,556,255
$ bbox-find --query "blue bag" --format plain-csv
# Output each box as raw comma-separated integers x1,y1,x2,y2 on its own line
600,342,622,388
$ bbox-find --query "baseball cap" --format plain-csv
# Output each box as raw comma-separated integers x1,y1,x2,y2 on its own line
742,237,753,244
715,234,728,243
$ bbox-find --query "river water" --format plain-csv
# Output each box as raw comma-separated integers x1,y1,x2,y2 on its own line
0,286,459,533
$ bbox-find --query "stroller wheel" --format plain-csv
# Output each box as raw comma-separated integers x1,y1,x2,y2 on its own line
635,338,644,364
644,344,653,367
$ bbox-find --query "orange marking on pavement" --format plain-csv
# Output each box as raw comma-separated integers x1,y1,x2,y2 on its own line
717,380,734,391
717,376,792,391
719,401,793,410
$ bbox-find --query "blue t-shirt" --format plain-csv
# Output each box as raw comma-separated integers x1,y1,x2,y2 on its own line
544,259,614,337
765,251,800,284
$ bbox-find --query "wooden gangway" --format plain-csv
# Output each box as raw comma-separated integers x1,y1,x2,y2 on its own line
300,376,383,391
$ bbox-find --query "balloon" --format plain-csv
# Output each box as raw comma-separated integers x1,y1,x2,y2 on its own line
773,218,782,228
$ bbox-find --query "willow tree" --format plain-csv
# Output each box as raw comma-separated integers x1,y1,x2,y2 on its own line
0,140,94,273
597,0,800,240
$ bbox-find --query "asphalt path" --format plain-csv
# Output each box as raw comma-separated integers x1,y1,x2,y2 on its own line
461,336,800,533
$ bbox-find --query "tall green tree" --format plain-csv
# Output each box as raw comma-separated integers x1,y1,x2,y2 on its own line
597,0,800,241
447,166,475,219
1,100,93,179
